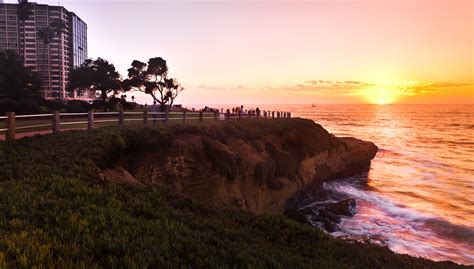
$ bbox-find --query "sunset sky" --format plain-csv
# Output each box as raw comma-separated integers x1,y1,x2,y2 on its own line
7,0,474,105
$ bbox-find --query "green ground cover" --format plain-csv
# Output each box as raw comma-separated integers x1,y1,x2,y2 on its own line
0,121,465,268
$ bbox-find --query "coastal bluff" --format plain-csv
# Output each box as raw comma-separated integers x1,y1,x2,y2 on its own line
111,118,378,214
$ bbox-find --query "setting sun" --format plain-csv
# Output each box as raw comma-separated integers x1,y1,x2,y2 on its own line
361,88,400,105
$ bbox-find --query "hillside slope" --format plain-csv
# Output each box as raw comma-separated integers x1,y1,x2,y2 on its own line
0,119,465,268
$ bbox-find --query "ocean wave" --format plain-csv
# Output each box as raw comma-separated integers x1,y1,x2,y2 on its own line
323,182,430,221
423,218,474,246
376,148,405,158
323,181,474,247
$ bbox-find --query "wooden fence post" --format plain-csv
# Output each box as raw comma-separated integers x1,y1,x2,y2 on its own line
52,111,60,134
199,111,203,122
143,110,148,127
288,112,291,118
182,111,187,123
214,111,218,121
164,110,169,124
88,110,94,130
272,111,275,118
5,112,15,141
118,110,124,127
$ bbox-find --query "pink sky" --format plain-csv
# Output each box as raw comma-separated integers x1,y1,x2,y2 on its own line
7,0,473,104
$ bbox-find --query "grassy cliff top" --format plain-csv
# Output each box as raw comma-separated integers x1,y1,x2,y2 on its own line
0,120,464,268
0,118,341,182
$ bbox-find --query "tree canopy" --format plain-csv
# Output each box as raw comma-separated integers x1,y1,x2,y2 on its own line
37,19,65,45
68,58,121,102
0,51,42,100
17,0,33,22
122,57,184,110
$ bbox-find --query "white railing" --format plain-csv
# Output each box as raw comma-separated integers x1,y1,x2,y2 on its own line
0,109,291,141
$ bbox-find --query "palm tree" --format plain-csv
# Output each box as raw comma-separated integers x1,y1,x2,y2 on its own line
17,0,33,64
37,19,65,98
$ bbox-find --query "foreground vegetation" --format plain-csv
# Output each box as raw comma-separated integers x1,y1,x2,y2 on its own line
0,121,465,268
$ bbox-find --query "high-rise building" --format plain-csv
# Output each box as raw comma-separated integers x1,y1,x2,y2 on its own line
0,1,93,100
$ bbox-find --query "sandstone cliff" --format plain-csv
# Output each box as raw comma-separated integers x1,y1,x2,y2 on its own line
115,118,378,214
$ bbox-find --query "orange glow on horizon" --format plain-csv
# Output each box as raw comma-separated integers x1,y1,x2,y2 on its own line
361,87,400,105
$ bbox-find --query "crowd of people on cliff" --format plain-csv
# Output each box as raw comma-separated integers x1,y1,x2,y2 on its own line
139,103,279,121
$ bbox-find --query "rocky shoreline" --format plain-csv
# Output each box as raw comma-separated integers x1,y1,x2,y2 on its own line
105,118,378,215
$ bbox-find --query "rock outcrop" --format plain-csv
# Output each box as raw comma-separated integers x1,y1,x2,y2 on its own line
284,197,359,233
116,118,378,214
326,199,357,217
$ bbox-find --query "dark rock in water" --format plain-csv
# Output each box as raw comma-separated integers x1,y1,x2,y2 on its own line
326,199,357,216
284,208,308,224
307,216,325,229
322,219,340,233
319,208,341,223
307,214,340,233
284,196,357,233
299,207,317,216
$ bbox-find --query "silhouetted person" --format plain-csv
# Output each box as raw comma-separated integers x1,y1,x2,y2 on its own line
256,107,260,117
150,101,159,123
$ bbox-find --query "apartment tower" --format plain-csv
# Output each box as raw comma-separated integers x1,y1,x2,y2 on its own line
0,1,92,99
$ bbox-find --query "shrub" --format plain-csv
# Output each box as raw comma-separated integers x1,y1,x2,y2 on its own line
0,98,43,115
92,99,106,110
65,100,92,113
120,100,137,111
42,99,66,111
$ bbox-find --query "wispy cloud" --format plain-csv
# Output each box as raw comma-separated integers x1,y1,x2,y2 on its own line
193,80,471,98
397,81,470,96
263,80,471,96
264,80,374,95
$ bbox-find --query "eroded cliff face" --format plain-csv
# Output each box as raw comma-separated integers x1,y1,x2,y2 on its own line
115,118,378,214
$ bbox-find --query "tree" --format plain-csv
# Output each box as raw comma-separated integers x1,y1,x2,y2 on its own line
122,57,184,111
37,19,65,97
68,58,121,103
0,51,42,100
17,0,34,64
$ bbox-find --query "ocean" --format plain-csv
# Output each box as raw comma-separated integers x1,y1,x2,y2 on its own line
250,104,473,265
